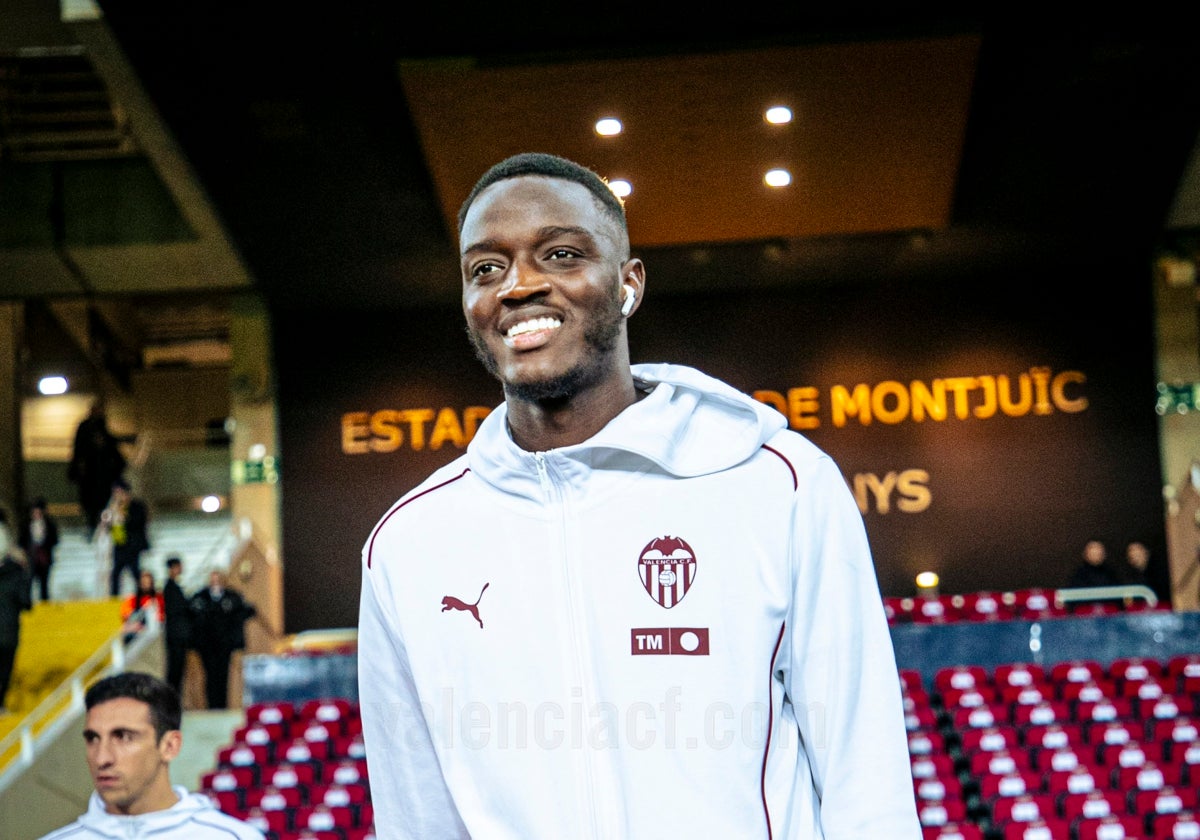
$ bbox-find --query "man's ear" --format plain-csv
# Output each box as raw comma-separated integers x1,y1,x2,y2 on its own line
159,729,182,762
620,258,646,313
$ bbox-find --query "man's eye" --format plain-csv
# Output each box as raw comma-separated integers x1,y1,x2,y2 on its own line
547,248,578,260
471,262,501,279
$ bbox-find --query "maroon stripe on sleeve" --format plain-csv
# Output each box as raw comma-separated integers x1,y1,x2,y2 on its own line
366,468,470,568
761,445,797,491
760,621,787,840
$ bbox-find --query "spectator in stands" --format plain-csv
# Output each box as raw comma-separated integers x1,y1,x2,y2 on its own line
0,512,32,715
36,671,264,839
1122,540,1150,588
189,570,255,710
18,496,59,602
101,478,151,597
162,556,191,696
1067,539,1122,589
67,398,127,537
121,570,165,644
358,153,920,837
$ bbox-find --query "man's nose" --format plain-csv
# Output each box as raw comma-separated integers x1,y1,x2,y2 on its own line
498,262,551,301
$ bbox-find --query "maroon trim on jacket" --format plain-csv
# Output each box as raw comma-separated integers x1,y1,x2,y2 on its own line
761,445,798,491
366,468,470,568
761,621,787,839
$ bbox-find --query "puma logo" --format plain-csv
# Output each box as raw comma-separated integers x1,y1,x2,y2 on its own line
442,583,489,628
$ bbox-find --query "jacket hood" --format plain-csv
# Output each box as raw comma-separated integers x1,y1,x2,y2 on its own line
77,786,215,836
468,363,786,495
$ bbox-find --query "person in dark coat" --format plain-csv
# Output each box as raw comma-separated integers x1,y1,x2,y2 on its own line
189,570,255,709
18,497,60,602
0,514,33,714
67,398,127,536
101,478,151,597
162,556,192,696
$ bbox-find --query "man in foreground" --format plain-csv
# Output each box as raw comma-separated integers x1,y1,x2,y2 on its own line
359,152,920,837
39,671,263,839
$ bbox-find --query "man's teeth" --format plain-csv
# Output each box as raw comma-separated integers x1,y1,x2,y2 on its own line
506,317,561,339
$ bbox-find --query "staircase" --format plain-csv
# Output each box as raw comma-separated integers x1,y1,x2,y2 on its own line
48,512,237,600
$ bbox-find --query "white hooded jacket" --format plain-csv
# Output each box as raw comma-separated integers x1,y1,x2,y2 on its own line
38,786,265,839
359,363,921,839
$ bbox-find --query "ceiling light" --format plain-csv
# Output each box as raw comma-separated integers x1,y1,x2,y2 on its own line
764,169,792,188
595,117,623,137
201,494,222,513
764,105,793,125
38,375,68,395
608,179,632,198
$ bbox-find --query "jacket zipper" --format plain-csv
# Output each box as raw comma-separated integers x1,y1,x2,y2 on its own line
535,452,602,838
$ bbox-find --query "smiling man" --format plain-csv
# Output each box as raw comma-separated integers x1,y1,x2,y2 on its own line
38,671,263,840
359,153,921,838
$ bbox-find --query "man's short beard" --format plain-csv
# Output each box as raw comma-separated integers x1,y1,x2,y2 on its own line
466,292,624,403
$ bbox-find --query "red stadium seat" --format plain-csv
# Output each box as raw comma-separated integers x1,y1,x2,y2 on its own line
916,798,968,828
970,747,1031,777
899,668,927,693
1002,817,1072,840
345,827,377,840
914,775,964,803
1030,744,1089,774
1076,698,1134,725
202,790,242,814
245,700,297,727
1130,786,1198,818
953,591,1008,622
995,663,1048,690
1098,740,1163,770
1151,810,1200,839
1001,683,1054,708
1140,694,1196,722
906,705,939,732
1045,766,1102,798
1050,660,1105,686
935,665,989,693
1060,789,1125,823
234,721,287,751
960,725,1020,754
293,803,356,833
1073,814,1143,840
244,785,303,812
1060,679,1117,705
325,757,369,787
923,824,985,840
978,770,1042,802
300,718,345,743
1013,701,1071,728
1087,720,1142,749
992,792,1056,825
1023,723,1084,752
300,698,355,725
262,760,319,790
331,732,368,761
912,596,962,624
1112,759,1183,792
1166,655,1200,682
279,736,333,764
202,765,256,794
908,730,948,756
242,807,289,836
911,753,956,781
218,742,270,770
943,685,999,710
1002,589,1066,620
1150,716,1200,745
1108,657,1165,683
307,782,369,810
952,703,1012,731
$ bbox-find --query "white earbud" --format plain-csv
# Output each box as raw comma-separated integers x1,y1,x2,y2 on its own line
620,285,636,316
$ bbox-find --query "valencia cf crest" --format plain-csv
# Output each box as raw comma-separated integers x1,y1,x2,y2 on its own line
638,536,697,609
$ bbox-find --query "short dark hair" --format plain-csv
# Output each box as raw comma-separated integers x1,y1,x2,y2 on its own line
85,672,181,740
457,152,627,237
166,556,182,570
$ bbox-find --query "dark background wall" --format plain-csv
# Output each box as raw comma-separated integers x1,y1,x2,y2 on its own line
276,255,1167,633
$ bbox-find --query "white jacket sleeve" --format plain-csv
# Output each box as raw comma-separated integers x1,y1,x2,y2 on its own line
783,456,922,837
358,560,469,840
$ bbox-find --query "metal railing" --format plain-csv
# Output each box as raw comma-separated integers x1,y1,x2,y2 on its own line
0,611,161,793
1057,584,1159,609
